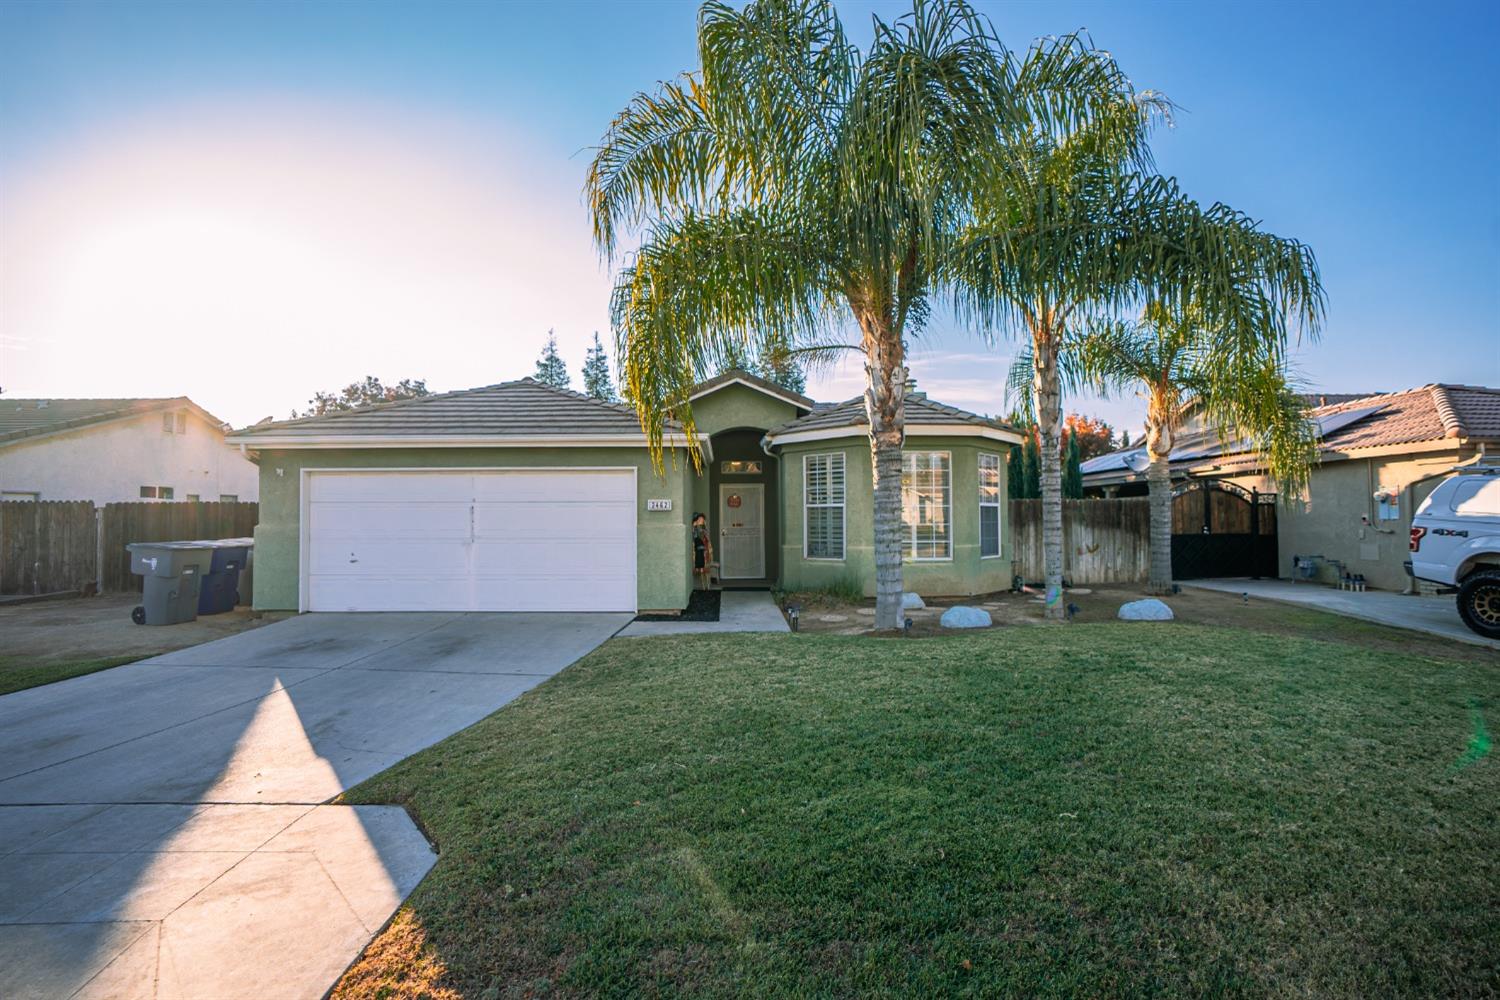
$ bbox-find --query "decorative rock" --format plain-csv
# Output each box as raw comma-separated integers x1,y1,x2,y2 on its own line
818,614,849,623
1117,598,1174,621
901,592,926,610
940,606,993,629
856,608,877,617
1067,588,1092,595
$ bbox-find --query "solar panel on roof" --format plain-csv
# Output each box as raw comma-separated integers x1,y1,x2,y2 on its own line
1314,403,1387,439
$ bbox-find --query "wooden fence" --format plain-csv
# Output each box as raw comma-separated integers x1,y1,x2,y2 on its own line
1010,498,1150,585
0,501,99,596
0,501,257,596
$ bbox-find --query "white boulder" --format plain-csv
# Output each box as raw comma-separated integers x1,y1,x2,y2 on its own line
940,606,993,629
1117,598,1174,621
901,592,926,610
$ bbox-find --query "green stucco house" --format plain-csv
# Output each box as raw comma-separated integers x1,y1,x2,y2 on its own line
226,371,1022,613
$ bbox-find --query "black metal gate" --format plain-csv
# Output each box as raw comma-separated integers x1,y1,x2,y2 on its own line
1170,481,1277,579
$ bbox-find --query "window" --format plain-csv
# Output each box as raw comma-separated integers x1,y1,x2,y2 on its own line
902,451,952,560
219,494,238,503
162,412,175,433
804,452,845,559
979,452,1002,557
186,493,201,503
721,460,762,475
139,486,174,500
175,412,187,434
2,491,40,502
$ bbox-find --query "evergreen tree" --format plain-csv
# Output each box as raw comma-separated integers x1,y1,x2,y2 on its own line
756,346,806,395
1008,443,1026,500
1063,431,1084,499
1119,428,1132,450
1022,432,1041,500
581,332,617,401
534,330,570,389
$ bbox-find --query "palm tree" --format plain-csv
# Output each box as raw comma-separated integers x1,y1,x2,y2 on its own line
1013,301,1318,592
952,142,1324,617
585,0,1151,628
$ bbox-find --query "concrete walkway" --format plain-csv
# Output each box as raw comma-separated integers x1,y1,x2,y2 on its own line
618,590,790,637
0,611,629,1000
1186,578,1500,650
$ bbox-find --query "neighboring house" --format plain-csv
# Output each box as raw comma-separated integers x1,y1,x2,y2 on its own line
1081,384,1500,591
225,372,1022,613
0,397,259,505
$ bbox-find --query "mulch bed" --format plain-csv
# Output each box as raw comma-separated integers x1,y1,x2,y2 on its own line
632,588,721,623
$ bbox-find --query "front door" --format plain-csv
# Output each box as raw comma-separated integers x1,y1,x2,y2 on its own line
718,483,765,579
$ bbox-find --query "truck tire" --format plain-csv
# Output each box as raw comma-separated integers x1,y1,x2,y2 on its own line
1456,569,1500,639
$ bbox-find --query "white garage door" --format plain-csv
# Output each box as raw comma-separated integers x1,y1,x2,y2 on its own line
305,469,637,612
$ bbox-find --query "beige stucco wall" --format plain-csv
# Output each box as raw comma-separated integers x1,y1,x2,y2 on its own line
249,446,695,612
0,409,259,505
777,434,1013,597
1224,446,1473,591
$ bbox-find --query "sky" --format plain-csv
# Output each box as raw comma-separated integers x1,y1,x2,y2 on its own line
1,0,1496,434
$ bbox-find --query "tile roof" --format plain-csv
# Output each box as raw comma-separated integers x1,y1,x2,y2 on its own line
1310,384,1500,450
0,397,207,447
227,378,676,441
765,391,1020,439
1081,383,1500,483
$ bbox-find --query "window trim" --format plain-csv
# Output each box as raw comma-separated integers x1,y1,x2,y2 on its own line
802,451,847,561
979,451,1003,559
902,450,954,562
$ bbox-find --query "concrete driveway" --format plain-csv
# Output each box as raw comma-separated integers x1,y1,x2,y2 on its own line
1186,578,1500,650
0,611,630,999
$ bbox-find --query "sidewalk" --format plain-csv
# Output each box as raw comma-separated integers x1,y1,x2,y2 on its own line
618,590,790,637
1186,578,1500,650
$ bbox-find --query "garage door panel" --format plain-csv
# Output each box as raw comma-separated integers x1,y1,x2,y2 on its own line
309,538,471,576
311,473,475,502
304,470,636,612
309,575,473,613
472,470,633,502
310,502,470,538
472,503,633,539
472,540,633,574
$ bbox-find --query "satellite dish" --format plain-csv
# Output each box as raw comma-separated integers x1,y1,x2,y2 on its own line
1122,451,1151,473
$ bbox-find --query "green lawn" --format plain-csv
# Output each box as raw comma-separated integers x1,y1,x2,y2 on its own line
0,655,143,697
336,623,1497,999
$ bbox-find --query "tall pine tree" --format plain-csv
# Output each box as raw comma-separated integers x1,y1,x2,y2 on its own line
534,330,570,389
1022,433,1041,501
1008,443,1026,500
1063,431,1084,499
581,332,617,401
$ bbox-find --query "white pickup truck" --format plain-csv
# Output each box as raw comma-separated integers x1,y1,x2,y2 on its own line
1408,465,1500,639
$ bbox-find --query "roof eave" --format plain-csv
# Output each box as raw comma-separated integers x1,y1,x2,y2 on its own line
765,423,1023,448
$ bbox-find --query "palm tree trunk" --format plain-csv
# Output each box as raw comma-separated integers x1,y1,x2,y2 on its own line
852,294,907,631
1032,324,1066,621
1145,401,1175,593
866,347,906,632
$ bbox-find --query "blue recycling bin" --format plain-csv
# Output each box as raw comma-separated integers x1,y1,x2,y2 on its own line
193,538,254,614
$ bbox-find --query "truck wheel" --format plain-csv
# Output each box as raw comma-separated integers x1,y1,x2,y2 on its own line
131,606,146,626
1456,569,1500,639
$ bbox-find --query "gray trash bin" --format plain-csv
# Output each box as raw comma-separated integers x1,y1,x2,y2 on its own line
128,541,215,625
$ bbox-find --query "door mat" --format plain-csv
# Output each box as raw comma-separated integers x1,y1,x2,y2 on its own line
634,589,721,623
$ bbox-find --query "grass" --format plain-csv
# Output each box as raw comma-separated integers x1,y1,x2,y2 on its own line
335,623,1498,999
0,654,143,697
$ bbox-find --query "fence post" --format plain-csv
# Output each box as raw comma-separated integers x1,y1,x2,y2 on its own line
95,506,105,593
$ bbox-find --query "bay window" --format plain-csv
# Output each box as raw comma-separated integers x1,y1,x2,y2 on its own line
902,451,951,560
